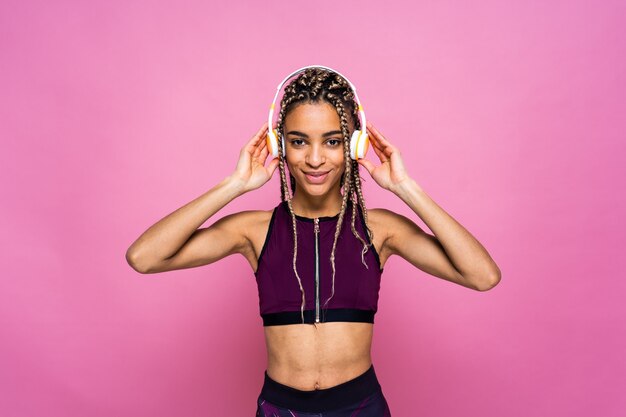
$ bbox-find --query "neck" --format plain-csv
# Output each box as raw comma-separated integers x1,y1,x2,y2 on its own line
290,192,345,219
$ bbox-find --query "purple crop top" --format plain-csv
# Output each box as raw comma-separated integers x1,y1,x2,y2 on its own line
254,199,384,326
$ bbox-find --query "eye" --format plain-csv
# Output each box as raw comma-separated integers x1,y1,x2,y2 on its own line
327,139,342,146
290,139,305,146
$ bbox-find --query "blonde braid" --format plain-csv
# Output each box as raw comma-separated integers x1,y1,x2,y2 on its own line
352,159,375,266
321,95,352,316
276,91,308,323
349,186,370,269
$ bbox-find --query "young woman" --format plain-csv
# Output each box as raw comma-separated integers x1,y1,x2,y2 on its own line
126,66,501,416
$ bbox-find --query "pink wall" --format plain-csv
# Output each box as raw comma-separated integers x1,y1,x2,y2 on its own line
1,0,624,415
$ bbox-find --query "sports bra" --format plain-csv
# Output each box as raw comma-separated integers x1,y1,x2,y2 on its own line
254,199,384,326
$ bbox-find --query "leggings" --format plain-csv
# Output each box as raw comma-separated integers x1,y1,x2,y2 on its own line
256,364,392,417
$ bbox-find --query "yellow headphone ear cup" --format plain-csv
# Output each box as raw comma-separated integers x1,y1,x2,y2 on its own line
266,129,281,158
351,129,365,160
350,130,371,160
265,133,273,154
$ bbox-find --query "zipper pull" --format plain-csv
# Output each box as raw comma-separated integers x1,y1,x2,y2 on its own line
314,217,320,234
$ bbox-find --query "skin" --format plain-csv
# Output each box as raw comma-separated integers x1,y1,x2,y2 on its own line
126,102,502,392
283,101,347,216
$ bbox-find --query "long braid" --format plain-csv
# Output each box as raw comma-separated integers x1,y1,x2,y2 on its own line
321,95,352,316
353,159,373,242
276,92,308,323
352,159,375,266
345,105,375,260
349,182,370,268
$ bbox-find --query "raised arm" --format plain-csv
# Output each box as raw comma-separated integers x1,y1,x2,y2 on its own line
125,121,278,274
358,121,501,291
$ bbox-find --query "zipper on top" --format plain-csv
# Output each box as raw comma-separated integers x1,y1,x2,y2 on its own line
314,217,320,323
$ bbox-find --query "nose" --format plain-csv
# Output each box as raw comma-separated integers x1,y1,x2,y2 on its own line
305,143,325,167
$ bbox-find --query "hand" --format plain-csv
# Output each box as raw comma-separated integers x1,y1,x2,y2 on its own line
357,121,412,194
229,121,279,193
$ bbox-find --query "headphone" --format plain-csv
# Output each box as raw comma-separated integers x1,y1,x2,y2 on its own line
266,65,370,161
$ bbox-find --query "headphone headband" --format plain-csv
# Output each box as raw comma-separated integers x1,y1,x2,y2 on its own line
267,65,369,160
270,65,361,107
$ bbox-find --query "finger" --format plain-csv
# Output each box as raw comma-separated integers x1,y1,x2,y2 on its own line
250,132,266,157
371,144,386,163
256,121,269,137
367,121,386,139
366,126,389,149
253,139,264,159
367,128,395,159
247,122,269,147
267,157,279,176
366,122,393,147
245,133,269,158
258,141,269,162
357,158,375,175
368,136,387,162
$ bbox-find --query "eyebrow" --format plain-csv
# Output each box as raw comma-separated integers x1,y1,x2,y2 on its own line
285,130,342,138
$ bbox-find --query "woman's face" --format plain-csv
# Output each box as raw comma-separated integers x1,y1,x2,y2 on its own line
283,101,351,197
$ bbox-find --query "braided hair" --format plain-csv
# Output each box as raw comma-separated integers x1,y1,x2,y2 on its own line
274,67,375,324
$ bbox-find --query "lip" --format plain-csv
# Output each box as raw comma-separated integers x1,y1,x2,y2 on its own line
304,170,330,184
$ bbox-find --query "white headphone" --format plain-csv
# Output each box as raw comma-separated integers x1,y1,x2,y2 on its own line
266,65,370,160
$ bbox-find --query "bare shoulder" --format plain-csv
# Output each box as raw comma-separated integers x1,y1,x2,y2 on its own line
362,207,406,240
204,208,273,255
362,207,424,269
229,208,274,272
360,207,397,269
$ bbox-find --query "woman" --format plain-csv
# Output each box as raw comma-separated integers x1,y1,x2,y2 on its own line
126,66,501,416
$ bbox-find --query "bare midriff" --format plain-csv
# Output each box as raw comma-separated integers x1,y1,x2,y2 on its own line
263,321,374,391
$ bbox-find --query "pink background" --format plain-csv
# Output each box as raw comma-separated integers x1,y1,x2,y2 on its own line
1,0,624,416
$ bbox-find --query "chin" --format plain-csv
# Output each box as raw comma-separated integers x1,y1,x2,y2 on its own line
300,179,341,196
290,167,344,195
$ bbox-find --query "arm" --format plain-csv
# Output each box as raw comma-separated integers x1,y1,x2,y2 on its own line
125,121,278,274
125,177,244,273
359,121,501,291
384,181,501,291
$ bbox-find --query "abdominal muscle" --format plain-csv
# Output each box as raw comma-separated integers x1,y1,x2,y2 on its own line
263,321,374,391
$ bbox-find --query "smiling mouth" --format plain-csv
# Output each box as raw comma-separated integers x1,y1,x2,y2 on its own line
304,171,330,183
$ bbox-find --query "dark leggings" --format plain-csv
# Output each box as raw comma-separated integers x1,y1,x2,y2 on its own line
256,364,392,416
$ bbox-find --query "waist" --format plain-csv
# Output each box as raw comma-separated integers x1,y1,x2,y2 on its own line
260,363,381,412
264,321,373,381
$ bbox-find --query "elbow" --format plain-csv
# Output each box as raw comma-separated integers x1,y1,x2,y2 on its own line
125,248,152,274
476,276,500,292
475,267,502,292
